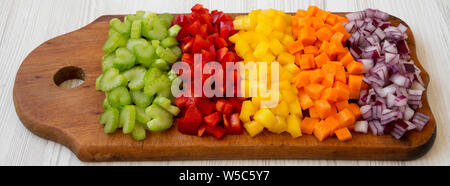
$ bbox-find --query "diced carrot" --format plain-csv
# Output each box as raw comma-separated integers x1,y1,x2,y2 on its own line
304,45,319,55
336,108,355,128
325,115,340,135
292,71,310,88
299,54,315,70
316,10,330,21
314,52,329,68
287,40,304,54
330,32,345,44
321,73,334,88
331,23,351,41
294,53,302,66
292,16,299,28
334,81,350,101
335,127,352,141
336,15,349,23
311,17,325,30
304,83,325,100
321,62,337,75
296,9,307,17
340,52,354,67
313,120,331,141
314,99,332,119
361,81,370,90
347,103,361,119
348,75,363,99
315,27,333,42
321,87,338,102
335,69,347,84
327,41,346,59
309,107,320,119
301,117,319,135
329,103,338,117
299,89,314,110
309,69,324,84
300,26,317,45
306,5,319,16
335,100,349,111
347,61,364,75
325,14,337,25
298,17,313,29
319,40,329,53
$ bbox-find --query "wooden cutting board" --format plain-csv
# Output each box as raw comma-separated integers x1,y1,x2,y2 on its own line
13,13,436,162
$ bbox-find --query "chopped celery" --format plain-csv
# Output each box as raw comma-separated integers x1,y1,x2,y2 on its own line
151,40,160,48
148,19,168,40
168,24,181,37
144,74,171,98
141,12,158,39
107,86,132,107
161,37,178,48
135,106,150,123
167,69,178,82
158,13,174,28
145,104,173,131
100,68,127,91
100,107,119,133
156,47,178,64
169,46,182,58
113,47,136,71
103,97,112,109
130,90,153,107
130,20,142,39
122,66,146,90
131,122,146,141
109,18,131,36
151,58,169,71
102,31,122,54
144,67,163,85
133,44,155,67
153,96,180,116
95,74,104,91
120,105,136,134
126,38,149,52
102,53,115,72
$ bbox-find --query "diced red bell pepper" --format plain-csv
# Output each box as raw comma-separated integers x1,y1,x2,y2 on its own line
198,124,207,136
196,98,216,115
205,125,227,139
216,99,227,113
222,114,231,131
181,39,193,53
216,47,228,62
229,113,243,134
192,35,210,53
177,105,203,135
214,37,228,49
203,112,221,127
222,102,234,115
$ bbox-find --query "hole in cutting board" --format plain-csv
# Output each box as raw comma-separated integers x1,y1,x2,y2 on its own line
54,66,85,88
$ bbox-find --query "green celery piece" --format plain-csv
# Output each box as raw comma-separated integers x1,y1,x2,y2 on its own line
144,104,173,131
167,69,178,82
151,40,160,48
156,47,178,64
136,11,145,17
125,11,144,22
122,66,146,90
108,29,117,38
130,20,142,39
168,24,181,37
148,19,168,40
102,53,115,72
131,122,146,141
151,58,169,71
153,96,180,116
95,74,103,91
135,106,150,123
130,90,153,107
100,68,127,91
160,37,178,48
126,38,149,53
100,107,119,133
102,31,121,54
141,12,158,39
120,105,136,134
144,67,163,85
107,86,132,107
103,97,112,109
169,46,182,58
144,74,171,98
158,13,174,28
109,18,131,36
134,44,156,67
113,47,136,71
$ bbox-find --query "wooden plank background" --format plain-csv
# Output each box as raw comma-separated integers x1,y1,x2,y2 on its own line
1,0,449,165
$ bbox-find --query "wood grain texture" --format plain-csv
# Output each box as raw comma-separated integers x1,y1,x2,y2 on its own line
1,0,449,165
12,11,436,161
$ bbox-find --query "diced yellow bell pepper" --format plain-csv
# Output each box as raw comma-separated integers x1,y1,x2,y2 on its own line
289,99,303,117
268,116,287,134
244,121,264,137
269,39,286,55
254,108,278,130
255,22,273,36
253,41,269,58
277,52,295,65
270,101,289,117
281,34,295,46
283,63,300,74
240,101,259,122
286,114,302,138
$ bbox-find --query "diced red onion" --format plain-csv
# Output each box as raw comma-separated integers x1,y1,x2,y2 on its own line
354,120,369,133
411,112,430,131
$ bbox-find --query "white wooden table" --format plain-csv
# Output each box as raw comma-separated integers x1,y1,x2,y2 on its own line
1,0,449,166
